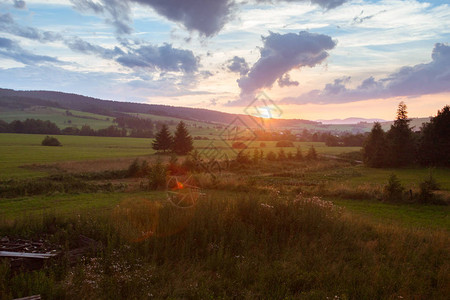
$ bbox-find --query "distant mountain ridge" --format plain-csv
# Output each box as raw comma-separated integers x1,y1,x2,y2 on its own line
316,118,387,125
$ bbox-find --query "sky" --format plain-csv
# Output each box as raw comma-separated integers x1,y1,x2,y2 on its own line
0,0,449,120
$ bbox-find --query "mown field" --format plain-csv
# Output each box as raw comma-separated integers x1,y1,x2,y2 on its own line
0,132,449,299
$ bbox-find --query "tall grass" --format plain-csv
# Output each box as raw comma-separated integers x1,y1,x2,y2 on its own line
1,191,448,299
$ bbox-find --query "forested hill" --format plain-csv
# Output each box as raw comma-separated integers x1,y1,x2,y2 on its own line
0,88,317,127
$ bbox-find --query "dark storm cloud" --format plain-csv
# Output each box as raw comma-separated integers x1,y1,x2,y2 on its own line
116,43,199,73
0,37,60,64
237,31,336,96
282,43,450,105
278,73,299,87
0,13,63,42
227,56,249,75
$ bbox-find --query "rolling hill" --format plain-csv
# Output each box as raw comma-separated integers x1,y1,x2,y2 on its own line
0,88,431,134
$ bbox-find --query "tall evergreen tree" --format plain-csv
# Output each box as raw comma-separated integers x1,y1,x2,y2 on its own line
418,105,450,167
172,121,193,155
152,124,173,153
386,102,416,167
363,122,387,167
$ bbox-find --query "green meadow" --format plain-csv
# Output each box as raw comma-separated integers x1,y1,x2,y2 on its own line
0,132,448,299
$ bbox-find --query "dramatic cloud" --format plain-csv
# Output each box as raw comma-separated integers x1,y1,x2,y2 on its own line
13,0,26,9
0,37,60,64
237,31,336,96
116,44,199,73
70,0,348,37
0,13,63,42
70,0,235,37
278,73,299,87
133,0,236,37
70,0,132,35
66,37,125,59
0,12,199,75
282,43,450,104
227,56,249,75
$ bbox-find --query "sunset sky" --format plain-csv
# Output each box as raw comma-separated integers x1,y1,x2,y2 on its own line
0,0,449,120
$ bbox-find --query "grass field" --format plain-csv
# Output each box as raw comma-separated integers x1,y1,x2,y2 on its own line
1,132,449,299
0,191,167,221
333,199,449,230
0,133,361,179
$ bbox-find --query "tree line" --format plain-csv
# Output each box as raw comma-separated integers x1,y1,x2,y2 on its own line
363,103,449,168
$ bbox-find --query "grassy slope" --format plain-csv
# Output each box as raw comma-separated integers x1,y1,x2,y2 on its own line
0,107,114,130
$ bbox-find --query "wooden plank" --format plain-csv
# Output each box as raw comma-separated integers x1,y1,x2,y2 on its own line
0,251,57,259
13,295,41,300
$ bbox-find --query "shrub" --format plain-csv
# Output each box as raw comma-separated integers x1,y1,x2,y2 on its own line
277,148,286,160
418,174,443,204
295,146,303,161
260,142,266,148
41,136,61,146
127,159,141,177
236,150,251,164
266,151,277,161
306,146,318,160
276,140,294,147
232,142,247,149
383,174,404,202
148,159,167,190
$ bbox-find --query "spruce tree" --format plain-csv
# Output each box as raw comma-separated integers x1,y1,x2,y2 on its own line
172,121,193,155
386,102,416,167
152,124,173,153
363,122,387,167
418,105,450,167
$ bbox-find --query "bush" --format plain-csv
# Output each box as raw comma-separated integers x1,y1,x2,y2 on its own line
232,142,247,149
306,146,318,160
148,159,167,190
383,174,404,202
276,140,294,147
127,159,141,177
236,150,251,164
266,151,277,161
295,146,303,161
260,142,266,148
41,136,61,146
418,174,443,204
277,148,286,160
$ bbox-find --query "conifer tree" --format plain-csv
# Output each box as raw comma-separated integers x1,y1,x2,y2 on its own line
363,122,387,167
418,105,450,167
386,102,416,167
152,124,173,153
172,121,193,155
